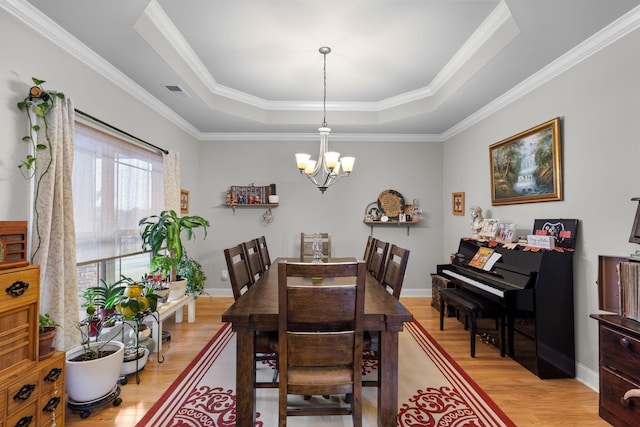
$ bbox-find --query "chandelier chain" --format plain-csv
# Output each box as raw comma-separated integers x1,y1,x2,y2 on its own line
322,49,328,127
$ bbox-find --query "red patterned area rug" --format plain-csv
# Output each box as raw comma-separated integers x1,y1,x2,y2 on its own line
137,321,515,426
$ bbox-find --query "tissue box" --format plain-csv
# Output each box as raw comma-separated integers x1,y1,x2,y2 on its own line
0,221,29,270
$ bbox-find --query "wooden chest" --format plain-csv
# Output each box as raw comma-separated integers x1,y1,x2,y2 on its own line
1,351,65,427
0,265,64,426
591,314,640,427
0,265,39,380
430,274,455,316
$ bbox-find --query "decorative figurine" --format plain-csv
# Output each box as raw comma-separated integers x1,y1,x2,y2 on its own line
470,206,484,237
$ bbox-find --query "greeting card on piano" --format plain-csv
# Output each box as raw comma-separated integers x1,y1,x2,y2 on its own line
468,247,502,271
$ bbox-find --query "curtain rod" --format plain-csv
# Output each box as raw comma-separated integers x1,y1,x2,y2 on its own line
74,109,169,155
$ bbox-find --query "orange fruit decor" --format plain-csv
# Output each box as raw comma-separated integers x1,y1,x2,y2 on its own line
124,284,144,298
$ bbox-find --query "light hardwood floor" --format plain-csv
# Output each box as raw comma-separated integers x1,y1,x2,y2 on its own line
64,296,608,426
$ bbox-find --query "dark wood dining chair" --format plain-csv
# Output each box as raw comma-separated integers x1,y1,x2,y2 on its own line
224,244,253,300
380,244,410,299
276,261,365,426
224,244,278,387
255,235,271,270
243,238,265,282
363,235,377,266
367,239,389,281
363,244,410,388
300,232,331,261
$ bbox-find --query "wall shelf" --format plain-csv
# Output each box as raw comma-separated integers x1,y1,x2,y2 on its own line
226,203,279,214
364,216,420,236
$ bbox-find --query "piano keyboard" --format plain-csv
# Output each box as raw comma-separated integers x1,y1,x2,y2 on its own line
441,269,505,298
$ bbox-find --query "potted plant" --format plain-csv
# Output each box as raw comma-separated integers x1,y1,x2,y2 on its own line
139,209,209,300
39,313,59,361
104,276,159,320
85,277,126,319
66,324,125,403
178,254,207,297
80,287,101,337
17,78,65,263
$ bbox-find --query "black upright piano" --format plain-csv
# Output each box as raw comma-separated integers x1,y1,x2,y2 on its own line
437,238,575,379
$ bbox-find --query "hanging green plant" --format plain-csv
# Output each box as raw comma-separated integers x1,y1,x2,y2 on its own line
16,77,65,263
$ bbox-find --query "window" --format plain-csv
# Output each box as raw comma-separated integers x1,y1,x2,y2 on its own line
73,121,164,290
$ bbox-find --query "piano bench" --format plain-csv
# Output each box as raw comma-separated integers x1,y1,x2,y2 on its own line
438,288,505,358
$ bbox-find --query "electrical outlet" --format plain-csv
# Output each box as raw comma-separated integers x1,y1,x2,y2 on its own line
221,269,228,281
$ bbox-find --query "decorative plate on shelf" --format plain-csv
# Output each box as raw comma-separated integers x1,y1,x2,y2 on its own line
378,189,405,218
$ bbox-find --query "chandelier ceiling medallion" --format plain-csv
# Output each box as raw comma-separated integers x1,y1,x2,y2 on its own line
295,46,355,194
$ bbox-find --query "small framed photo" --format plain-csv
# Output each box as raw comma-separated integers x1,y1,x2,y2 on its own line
452,192,465,216
180,189,190,214
479,218,500,240
497,223,517,243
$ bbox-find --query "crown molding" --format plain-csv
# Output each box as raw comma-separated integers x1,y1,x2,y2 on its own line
3,0,639,143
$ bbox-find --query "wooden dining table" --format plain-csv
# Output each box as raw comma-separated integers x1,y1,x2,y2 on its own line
221,257,414,427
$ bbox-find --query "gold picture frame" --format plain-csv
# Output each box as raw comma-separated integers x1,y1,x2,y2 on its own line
180,189,190,214
489,117,562,206
452,192,465,216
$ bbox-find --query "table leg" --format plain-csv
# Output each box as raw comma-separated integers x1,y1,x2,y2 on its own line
235,329,257,427
378,330,399,427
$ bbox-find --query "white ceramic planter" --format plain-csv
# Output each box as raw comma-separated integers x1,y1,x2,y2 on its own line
66,341,125,402
120,347,150,376
168,279,187,301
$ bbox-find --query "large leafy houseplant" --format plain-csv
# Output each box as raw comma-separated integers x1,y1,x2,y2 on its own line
17,77,65,262
139,210,210,282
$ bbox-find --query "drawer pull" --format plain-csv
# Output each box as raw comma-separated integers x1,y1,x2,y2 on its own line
5,280,29,297
13,383,36,401
43,396,61,412
14,416,33,427
624,388,640,406
619,337,631,348
44,367,62,382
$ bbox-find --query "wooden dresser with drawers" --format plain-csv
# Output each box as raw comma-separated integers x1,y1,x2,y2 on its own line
0,265,65,427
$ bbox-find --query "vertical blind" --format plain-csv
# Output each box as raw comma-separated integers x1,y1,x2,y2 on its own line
73,122,164,264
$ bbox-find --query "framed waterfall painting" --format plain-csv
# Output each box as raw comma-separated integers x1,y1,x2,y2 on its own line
489,117,563,206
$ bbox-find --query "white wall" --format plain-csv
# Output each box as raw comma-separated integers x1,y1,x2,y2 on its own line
443,27,640,389
0,10,201,234
198,138,443,296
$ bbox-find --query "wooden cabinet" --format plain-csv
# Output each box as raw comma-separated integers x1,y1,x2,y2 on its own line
0,265,65,427
591,315,640,427
0,265,39,382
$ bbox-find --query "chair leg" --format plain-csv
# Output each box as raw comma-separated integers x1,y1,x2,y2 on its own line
439,298,446,330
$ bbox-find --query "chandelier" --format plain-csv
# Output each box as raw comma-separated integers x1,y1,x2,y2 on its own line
295,46,355,194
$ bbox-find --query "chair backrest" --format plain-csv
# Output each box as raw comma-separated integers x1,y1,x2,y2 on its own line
380,244,410,299
255,235,271,269
243,239,265,282
300,232,332,261
278,261,365,397
224,244,253,300
363,235,377,266
367,239,389,280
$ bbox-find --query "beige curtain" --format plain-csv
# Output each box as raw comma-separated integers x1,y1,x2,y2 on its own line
163,149,181,212
30,97,79,351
